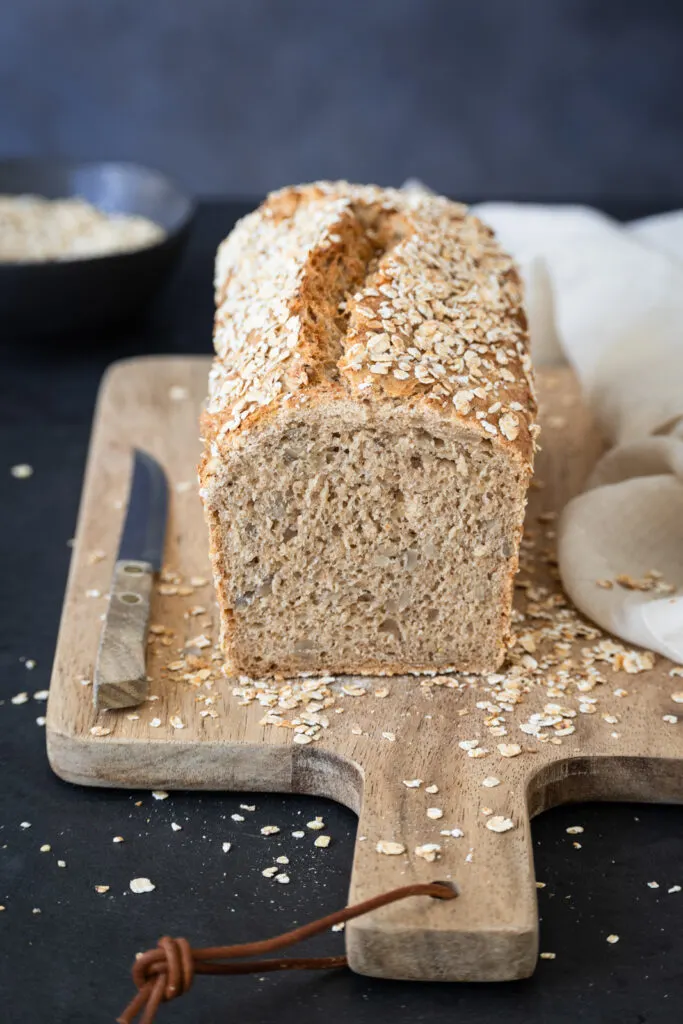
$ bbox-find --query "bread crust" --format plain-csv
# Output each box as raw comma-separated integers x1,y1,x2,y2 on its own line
201,181,536,467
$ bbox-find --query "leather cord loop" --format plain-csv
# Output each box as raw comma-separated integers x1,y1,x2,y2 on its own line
118,881,457,1023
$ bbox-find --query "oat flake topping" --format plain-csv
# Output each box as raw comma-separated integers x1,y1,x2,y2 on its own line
206,181,536,463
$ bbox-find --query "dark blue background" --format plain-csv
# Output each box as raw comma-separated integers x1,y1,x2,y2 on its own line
2,0,682,199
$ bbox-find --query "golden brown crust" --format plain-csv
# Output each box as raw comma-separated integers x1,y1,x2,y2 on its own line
202,182,537,473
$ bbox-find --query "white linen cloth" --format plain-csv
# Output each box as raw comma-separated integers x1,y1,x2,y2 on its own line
473,202,683,662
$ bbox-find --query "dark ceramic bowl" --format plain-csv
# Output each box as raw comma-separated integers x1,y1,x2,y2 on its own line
0,159,195,339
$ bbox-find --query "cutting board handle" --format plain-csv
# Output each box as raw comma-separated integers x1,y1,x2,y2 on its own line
344,760,539,981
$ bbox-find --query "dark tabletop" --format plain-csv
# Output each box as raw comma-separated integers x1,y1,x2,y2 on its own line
1,200,682,1024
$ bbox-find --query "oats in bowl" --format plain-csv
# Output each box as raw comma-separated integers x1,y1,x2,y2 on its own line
0,195,165,262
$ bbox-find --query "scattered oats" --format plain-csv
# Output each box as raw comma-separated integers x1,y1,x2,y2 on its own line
32,908,41,914
376,840,406,856
486,816,515,833
190,577,209,588
149,718,162,728
647,881,659,889
415,843,441,862
425,784,439,794
596,580,614,589
129,877,155,894
314,835,331,848
35,716,46,727
540,952,556,960
426,807,444,820
171,823,182,832
57,860,66,868
291,831,305,839
482,777,501,788
668,885,681,893
152,790,169,801
663,715,678,724
39,844,51,853
307,818,325,831
671,693,683,704
169,385,189,401
351,725,363,736
262,866,278,878
94,885,110,894
85,589,101,598
402,779,423,789
11,463,33,478
11,692,29,705
468,747,489,758
231,814,245,822
566,826,584,835
293,733,313,745
573,841,582,849
481,807,493,816
169,715,185,730
331,922,345,932
261,825,280,835
222,842,232,853
240,804,256,812
126,714,139,721
25,660,36,670
20,821,31,829
113,836,124,843
90,725,111,737
498,743,522,758
440,828,464,838
374,687,390,698
670,667,683,678
381,731,396,742
186,634,211,650
341,683,367,697
459,739,480,750
275,873,290,884
606,934,619,944
536,881,546,889
276,856,289,865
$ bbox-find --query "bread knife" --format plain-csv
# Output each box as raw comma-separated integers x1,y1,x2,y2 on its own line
94,449,168,710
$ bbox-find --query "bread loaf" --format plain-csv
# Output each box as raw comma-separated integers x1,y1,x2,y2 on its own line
200,182,537,678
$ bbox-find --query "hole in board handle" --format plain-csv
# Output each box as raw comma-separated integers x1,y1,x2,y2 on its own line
119,592,142,604
123,564,144,574
431,880,459,898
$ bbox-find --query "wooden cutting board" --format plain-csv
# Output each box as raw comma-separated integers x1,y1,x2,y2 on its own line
47,356,683,982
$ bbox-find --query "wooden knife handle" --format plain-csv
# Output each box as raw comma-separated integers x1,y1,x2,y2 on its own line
94,560,154,710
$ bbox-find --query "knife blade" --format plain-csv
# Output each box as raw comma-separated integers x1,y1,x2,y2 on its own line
94,449,169,710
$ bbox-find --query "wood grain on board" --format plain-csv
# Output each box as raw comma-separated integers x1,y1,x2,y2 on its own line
47,356,683,982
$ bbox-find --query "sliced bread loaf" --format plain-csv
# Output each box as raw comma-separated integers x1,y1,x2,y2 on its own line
200,182,537,678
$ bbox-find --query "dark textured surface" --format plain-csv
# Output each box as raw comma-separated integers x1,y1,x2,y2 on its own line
1,202,683,1024
2,0,683,200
